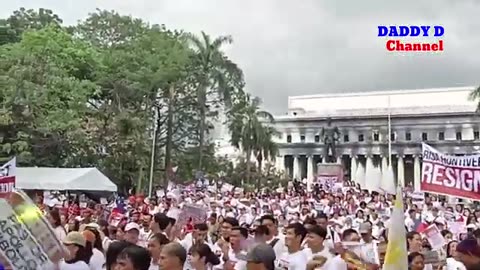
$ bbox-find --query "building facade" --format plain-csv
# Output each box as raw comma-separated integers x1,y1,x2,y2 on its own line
272,86,480,187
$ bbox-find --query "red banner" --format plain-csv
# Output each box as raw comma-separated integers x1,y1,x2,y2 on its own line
421,143,480,200
0,158,16,198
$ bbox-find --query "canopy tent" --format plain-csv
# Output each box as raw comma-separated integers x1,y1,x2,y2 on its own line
16,167,117,192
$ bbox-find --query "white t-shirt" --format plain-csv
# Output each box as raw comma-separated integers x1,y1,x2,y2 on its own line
58,260,90,270
445,257,466,270
54,226,67,242
266,237,287,259
89,248,105,270
276,250,308,270
322,255,348,270
303,247,334,261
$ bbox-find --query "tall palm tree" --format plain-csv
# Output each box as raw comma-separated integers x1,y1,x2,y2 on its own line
229,94,278,184
185,31,244,171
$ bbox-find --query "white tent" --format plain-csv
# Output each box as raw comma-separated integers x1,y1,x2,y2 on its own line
16,167,117,192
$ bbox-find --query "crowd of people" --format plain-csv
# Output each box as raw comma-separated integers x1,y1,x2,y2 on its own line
41,181,480,270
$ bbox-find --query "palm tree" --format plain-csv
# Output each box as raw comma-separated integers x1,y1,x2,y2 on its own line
229,94,278,184
469,86,480,111
185,31,244,172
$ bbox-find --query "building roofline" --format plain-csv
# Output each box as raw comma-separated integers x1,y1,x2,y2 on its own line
288,86,476,101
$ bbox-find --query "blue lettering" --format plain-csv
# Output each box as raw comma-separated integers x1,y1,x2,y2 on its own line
409,26,421,37
434,26,445,37
389,26,399,37
420,26,431,36
378,26,388,36
399,26,409,37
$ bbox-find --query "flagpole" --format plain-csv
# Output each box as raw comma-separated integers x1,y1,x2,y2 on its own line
387,95,398,189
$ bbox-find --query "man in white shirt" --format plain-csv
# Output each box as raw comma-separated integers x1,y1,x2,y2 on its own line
276,223,308,270
304,225,335,262
260,215,287,258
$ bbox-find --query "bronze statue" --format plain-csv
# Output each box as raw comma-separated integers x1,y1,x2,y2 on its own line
320,118,340,163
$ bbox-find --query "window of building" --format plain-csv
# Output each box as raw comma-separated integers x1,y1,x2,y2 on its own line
314,135,320,143
422,132,428,141
438,132,445,141
405,132,411,141
300,135,306,142
358,134,364,142
287,135,292,143
474,131,479,140
343,134,349,142
390,133,396,141
456,132,462,141
373,132,379,141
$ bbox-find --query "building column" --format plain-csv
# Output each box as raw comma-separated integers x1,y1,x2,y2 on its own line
356,157,366,189
381,155,388,180
414,155,421,191
307,155,314,181
275,155,284,172
351,155,358,182
365,155,374,191
293,155,300,180
398,155,405,187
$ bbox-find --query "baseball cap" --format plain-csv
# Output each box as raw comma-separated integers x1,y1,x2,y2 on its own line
125,222,141,232
358,222,372,234
63,232,86,247
246,243,275,270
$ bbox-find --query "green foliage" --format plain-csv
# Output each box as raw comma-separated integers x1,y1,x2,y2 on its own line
0,8,63,45
0,7,278,193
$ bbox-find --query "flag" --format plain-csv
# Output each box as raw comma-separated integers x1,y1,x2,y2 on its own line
383,186,408,270
0,158,16,197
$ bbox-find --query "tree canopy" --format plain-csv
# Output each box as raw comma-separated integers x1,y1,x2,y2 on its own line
0,8,279,193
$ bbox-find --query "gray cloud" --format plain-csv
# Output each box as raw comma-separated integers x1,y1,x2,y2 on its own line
2,0,480,114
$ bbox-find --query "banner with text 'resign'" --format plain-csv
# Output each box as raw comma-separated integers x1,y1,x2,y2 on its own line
421,143,480,200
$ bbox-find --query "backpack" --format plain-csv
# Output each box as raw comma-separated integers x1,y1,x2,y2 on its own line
269,238,280,248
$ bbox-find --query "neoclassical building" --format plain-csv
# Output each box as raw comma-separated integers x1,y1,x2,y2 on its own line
272,86,480,188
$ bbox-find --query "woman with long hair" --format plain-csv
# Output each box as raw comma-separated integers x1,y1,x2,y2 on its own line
81,230,100,270
48,208,67,242
59,231,91,269
85,229,106,270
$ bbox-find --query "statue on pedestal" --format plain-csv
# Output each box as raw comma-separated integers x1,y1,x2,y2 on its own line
320,118,340,163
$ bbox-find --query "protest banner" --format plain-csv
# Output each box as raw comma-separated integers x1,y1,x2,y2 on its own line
176,204,207,230
420,143,480,200
8,191,65,264
422,224,445,250
0,158,16,198
0,199,50,270
316,163,344,192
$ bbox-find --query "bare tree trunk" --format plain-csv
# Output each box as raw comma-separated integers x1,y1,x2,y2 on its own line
197,88,207,171
246,148,251,184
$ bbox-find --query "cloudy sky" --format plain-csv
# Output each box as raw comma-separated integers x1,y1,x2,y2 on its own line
2,0,480,114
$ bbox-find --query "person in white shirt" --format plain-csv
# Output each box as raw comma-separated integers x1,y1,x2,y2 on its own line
304,225,335,262
147,233,170,270
48,208,67,242
59,231,91,270
260,215,287,258
138,214,153,248
180,223,214,270
82,229,105,270
276,223,308,270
